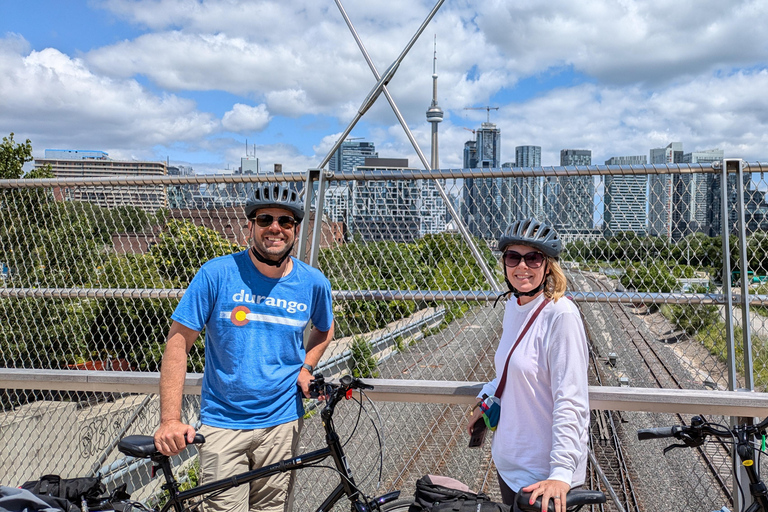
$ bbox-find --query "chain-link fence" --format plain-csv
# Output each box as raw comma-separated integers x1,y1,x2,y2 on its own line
2,162,768,510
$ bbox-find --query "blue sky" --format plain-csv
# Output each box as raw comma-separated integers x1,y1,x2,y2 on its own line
2,0,768,174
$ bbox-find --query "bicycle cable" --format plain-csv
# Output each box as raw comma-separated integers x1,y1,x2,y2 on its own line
346,389,386,490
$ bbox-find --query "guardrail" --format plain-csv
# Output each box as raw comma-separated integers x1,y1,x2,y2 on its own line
3,369,768,417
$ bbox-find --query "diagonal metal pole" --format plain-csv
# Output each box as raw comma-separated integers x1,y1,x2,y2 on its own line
334,0,501,292
306,0,448,274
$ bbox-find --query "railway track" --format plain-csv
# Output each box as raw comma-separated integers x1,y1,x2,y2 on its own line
378,304,502,495
569,274,642,512
575,271,733,509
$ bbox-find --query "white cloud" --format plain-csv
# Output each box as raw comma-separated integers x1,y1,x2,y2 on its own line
0,35,219,157
476,0,768,84
4,0,768,172
222,103,271,133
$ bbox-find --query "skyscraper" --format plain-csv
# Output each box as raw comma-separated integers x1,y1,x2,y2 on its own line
604,156,648,236
325,140,377,229
681,149,723,237
549,149,594,229
648,142,683,238
350,158,420,242
462,123,504,239
512,146,544,221
328,141,378,175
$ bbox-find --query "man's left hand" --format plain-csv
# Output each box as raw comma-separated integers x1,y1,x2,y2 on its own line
297,366,314,398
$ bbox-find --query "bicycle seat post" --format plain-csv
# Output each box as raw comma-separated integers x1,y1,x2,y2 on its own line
152,454,182,512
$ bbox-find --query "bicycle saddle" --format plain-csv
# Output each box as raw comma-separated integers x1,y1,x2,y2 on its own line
118,434,205,459
515,489,606,512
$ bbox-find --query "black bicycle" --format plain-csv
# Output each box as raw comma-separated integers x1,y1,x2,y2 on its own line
638,415,768,512
117,374,403,512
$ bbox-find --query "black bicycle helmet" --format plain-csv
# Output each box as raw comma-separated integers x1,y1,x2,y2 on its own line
497,218,561,258
244,183,304,222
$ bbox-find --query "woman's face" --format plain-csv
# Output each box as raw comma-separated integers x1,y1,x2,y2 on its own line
502,244,548,294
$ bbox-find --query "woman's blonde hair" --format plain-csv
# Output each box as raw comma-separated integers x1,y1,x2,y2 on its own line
544,257,567,302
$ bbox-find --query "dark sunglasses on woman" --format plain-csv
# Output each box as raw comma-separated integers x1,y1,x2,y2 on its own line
252,214,297,229
503,250,545,268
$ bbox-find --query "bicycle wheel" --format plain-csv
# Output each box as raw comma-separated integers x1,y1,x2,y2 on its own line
378,499,414,511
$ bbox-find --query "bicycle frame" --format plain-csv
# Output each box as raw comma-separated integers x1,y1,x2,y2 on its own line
638,416,768,512
733,426,768,512
122,376,399,512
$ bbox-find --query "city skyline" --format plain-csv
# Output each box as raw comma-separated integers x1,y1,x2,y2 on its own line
3,1,768,176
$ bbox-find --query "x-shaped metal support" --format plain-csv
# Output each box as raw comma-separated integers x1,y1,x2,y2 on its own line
303,0,500,291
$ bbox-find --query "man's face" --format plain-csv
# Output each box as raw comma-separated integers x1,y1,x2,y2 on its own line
248,207,299,261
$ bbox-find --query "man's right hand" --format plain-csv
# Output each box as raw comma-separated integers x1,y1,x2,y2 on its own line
154,420,197,456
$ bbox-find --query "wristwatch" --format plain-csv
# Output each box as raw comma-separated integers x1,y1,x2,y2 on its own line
301,363,314,373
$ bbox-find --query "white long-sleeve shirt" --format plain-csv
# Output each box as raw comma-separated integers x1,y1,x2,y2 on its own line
479,293,590,492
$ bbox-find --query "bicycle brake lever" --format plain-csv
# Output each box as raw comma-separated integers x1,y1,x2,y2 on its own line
663,443,688,454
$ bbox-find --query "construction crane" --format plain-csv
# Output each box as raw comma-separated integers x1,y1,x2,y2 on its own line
464,106,499,123
462,127,476,136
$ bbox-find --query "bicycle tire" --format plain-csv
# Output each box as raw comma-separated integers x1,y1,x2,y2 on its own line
378,499,414,511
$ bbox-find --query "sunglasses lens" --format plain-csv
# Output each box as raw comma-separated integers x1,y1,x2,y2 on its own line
254,214,273,227
254,214,295,229
503,251,544,268
503,251,522,267
524,252,545,268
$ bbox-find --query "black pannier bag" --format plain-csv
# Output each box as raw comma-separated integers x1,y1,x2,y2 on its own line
410,474,510,512
20,475,129,512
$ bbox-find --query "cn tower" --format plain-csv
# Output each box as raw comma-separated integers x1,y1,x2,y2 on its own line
426,36,443,170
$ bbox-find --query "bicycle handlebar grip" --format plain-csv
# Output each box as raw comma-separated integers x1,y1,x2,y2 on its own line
637,426,678,440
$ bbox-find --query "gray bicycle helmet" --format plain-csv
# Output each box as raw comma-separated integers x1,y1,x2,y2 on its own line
497,218,561,257
244,183,304,222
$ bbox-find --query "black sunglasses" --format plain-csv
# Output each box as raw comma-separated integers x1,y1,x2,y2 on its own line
252,214,297,229
503,250,545,269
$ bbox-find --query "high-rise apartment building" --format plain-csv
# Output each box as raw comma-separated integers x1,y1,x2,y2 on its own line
548,149,594,230
350,158,421,242
324,139,377,228
462,123,504,239
679,149,723,237
35,149,167,212
604,156,648,236
328,141,378,176
511,146,544,222
648,142,684,238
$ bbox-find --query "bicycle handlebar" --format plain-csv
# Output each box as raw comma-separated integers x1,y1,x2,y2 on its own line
637,415,768,452
308,373,373,402
636,426,682,440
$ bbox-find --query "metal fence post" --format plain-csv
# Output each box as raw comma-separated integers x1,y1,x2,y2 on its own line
720,159,738,391
297,169,319,264
732,158,754,390
309,169,329,269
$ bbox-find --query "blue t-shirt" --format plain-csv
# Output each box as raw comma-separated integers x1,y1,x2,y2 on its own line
171,250,333,429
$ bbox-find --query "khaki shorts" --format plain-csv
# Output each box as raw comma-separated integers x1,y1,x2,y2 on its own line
198,418,302,512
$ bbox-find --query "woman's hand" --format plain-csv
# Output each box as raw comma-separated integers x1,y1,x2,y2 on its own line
466,403,485,436
521,479,570,512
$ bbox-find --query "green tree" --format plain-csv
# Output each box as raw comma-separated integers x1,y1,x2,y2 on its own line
0,133,32,179
151,220,243,286
620,264,678,293
661,285,719,335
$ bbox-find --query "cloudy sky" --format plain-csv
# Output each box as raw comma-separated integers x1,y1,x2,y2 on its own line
2,0,768,174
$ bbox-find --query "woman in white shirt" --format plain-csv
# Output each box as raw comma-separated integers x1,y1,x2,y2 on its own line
467,218,590,512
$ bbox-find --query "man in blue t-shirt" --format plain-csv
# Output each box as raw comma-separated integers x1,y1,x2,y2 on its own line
154,183,334,512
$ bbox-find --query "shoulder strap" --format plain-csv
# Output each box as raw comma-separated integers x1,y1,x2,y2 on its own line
495,298,549,401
